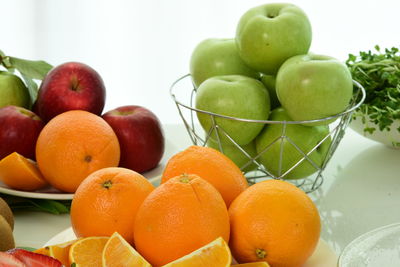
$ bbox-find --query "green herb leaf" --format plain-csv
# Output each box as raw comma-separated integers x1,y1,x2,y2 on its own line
9,57,52,80
346,46,400,133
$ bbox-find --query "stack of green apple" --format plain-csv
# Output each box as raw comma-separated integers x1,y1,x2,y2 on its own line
189,3,354,180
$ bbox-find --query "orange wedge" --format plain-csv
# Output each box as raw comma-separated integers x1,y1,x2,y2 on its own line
0,152,48,191
102,232,151,267
162,237,231,267
35,239,78,266
69,236,109,267
233,262,270,266
48,239,76,266
33,246,50,256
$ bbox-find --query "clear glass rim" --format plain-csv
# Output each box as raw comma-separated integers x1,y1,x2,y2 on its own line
338,222,400,266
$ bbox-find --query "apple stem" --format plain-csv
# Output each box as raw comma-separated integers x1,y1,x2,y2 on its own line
71,75,80,91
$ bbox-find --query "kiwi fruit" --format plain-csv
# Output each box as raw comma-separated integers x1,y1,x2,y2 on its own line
0,197,13,230
0,215,15,251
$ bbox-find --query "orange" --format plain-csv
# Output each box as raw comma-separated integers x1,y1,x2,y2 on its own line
134,174,230,267
35,110,120,192
161,145,248,207
233,262,270,267
69,236,109,267
33,246,50,256
70,167,154,244
228,180,321,267
102,232,151,267
35,239,79,266
0,152,48,191
162,237,231,267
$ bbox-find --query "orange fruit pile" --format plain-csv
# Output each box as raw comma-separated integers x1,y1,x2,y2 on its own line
62,145,321,267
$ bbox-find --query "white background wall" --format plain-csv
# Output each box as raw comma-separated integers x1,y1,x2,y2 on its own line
2,0,399,124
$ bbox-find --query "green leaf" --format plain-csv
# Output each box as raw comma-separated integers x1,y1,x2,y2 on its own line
9,56,52,80
51,200,70,214
0,193,71,214
0,53,13,70
17,247,37,252
32,200,61,214
20,74,39,105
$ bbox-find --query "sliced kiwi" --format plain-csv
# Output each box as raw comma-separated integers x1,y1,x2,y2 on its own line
0,215,15,251
0,197,13,230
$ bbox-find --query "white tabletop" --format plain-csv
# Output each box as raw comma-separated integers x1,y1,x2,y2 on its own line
13,123,400,256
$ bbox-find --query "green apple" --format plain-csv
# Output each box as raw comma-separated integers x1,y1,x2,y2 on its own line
190,38,259,87
0,71,30,108
235,3,312,75
276,54,353,125
207,138,258,172
255,107,331,179
260,74,280,109
196,75,270,145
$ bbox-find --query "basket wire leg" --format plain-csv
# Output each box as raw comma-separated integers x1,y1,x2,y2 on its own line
322,113,351,170
202,118,218,147
189,87,197,141
175,102,198,145
277,122,287,179
210,115,224,150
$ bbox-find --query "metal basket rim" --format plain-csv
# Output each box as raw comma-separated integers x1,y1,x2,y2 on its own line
170,74,366,125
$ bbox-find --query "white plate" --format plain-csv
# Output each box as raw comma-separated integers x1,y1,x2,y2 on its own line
0,181,74,200
0,165,163,201
45,227,337,266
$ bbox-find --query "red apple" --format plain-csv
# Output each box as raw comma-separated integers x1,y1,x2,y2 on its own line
0,106,44,160
36,62,106,122
102,106,164,173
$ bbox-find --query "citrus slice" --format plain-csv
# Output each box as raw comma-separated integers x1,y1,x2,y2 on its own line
233,262,270,266
69,236,109,267
47,239,78,266
34,239,80,266
102,232,151,267
0,152,48,191
162,237,231,267
33,246,50,256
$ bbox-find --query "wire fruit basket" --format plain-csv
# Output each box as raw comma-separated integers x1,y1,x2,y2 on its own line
170,74,366,193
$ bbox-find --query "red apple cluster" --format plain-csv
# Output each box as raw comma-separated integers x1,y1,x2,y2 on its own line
0,62,164,176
